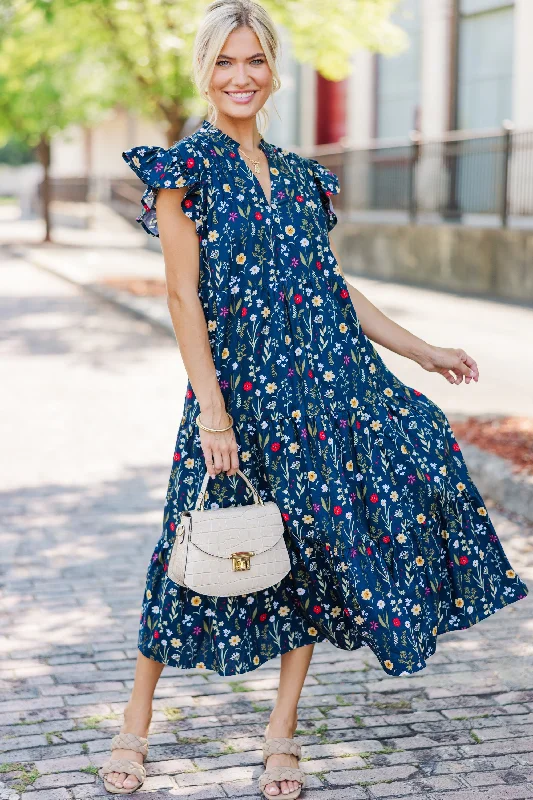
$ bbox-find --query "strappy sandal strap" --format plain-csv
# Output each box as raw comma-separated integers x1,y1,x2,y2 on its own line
262,737,302,764
111,733,149,757
100,758,147,784
259,766,305,791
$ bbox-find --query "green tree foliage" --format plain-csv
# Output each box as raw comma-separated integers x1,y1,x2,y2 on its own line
0,0,119,239
30,0,407,143
0,0,406,238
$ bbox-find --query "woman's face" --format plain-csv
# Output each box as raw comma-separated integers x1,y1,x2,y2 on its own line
209,26,273,122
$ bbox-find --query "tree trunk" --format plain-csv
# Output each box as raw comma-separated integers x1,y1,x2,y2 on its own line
162,105,187,147
36,135,52,243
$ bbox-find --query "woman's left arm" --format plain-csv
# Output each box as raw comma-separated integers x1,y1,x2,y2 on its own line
329,236,479,386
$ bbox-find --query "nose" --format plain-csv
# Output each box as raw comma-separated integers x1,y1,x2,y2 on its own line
231,63,252,88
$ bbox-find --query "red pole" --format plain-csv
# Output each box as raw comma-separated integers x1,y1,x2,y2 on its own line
316,73,347,145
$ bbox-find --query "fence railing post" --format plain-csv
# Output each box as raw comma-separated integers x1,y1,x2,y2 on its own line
501,119,514,228
408,130,420,223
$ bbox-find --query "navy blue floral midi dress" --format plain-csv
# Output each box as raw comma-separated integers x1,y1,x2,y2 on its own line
122,118,529,677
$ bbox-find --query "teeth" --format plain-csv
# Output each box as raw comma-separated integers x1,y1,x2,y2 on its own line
228,91,255,97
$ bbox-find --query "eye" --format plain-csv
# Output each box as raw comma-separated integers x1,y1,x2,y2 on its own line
216,59,231,67
251,58,265,65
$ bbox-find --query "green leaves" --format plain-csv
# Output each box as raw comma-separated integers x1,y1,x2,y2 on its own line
0,0,407,147
271,0,407,82
0,2,117,146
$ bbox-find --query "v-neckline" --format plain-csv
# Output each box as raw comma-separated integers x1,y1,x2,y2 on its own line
243,139,273,208
199,119,275,209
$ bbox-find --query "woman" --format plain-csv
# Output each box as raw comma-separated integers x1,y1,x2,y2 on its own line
102,0,529,795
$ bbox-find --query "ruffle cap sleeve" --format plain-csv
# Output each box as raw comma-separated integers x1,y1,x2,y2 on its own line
307,157,340,232
121,141,206,238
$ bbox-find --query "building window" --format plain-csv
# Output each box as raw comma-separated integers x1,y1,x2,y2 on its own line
375,0,421,139
457,1,515,130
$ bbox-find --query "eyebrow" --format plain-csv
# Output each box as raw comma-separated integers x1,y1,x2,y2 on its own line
217,52,265,59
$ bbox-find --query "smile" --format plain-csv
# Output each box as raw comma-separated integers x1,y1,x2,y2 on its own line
225,90,257,102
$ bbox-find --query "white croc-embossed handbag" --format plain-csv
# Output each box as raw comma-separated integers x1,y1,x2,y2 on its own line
167,468,291,597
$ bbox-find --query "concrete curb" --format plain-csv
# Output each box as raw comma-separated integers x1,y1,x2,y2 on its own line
459,441,533,524
16,244,175,337
22,244,533,525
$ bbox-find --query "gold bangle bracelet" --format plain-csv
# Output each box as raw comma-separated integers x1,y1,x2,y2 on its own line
196,411,233,433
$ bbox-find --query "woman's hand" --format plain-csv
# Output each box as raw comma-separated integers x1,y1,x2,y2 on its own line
415,345,479,385
198,405,240,478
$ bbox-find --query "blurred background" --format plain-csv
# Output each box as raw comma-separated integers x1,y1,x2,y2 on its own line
2,1,533,291
0,3,532,795
2,0,531,466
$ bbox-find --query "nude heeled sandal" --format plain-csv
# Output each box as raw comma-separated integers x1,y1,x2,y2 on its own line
99,733,149,794
260,735,305,799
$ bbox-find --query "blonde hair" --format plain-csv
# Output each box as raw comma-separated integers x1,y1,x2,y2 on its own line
192,0,281,134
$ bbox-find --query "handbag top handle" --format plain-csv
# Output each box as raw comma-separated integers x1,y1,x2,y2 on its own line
194,468,265,511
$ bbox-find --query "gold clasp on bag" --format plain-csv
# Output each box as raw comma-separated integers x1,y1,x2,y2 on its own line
231,552,254,571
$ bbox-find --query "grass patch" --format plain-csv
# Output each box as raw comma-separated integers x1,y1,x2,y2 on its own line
221,744,237,755
353,714,365,727
81,742,89,754
470,730,483,744
319,706,334,717
313,723,329,743
311,770,326,781
163,707,184,721
357,745,402,759
11,765,40,793
175,734,210,744
45,731,65,744
0,763,23,773
13,718,45,726
331,754,372,765
335,695,350,707
81,765,100,775
78,713,119,730
251,703,269,712
230,682,252,693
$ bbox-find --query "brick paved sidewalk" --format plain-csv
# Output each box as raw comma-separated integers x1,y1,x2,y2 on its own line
1,251,532,800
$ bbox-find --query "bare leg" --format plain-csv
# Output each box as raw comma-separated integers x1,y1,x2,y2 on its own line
105,651,165,791
263,643,314,797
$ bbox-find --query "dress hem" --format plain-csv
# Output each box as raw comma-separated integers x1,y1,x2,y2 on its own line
136,586,528,678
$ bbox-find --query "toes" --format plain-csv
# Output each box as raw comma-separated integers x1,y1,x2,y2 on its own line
107,772,121,787
280,781,290,795
123,774,141,789
265,782,280,796
114,771,127,788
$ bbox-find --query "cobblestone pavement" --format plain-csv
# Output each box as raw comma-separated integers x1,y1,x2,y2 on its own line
1,251,533,800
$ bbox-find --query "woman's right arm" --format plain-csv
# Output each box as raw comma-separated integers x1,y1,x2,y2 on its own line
156,187,240,478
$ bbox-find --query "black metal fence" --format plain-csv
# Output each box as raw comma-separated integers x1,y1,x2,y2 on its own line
37,177,89,203
312,126,533,227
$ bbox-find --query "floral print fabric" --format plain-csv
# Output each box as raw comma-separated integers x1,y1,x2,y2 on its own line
122,119,528,677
